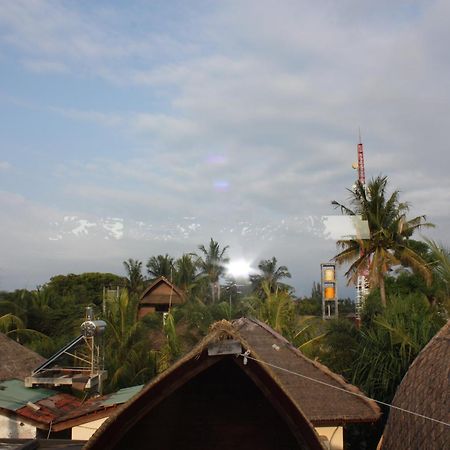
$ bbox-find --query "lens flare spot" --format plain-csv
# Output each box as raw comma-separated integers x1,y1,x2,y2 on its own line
213,180,229,192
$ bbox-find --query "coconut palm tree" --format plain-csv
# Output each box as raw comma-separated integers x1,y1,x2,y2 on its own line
173,254,199,295
196,239,229,303
425,239,450,286
123,259,145,296
245,281,296,338
332,176,433,307
104,290,157,391
146,254,174,281
250,257,292,295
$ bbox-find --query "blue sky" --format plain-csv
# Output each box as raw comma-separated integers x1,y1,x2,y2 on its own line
1,0,449,296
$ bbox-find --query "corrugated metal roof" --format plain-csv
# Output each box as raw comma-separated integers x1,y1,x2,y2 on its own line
100,384,143,407
0,379,55,411
17,393,84,424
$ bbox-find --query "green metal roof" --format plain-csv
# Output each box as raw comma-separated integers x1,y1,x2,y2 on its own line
100,384,143,407
0,379,55,411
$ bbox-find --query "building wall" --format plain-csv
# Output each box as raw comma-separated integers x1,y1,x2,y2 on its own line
72,417,108,440
0,415,36,439
315,427,343,450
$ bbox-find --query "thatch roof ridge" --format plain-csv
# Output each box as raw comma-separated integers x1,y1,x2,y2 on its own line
234,317,381,418
139,276,185,302
0,332,45,381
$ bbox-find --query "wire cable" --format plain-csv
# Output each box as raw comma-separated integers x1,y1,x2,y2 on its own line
239,353,450,428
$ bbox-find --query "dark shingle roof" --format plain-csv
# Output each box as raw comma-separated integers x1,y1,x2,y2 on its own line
382,320,450,450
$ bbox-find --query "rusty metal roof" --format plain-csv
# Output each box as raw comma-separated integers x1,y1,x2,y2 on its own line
0,380,144,428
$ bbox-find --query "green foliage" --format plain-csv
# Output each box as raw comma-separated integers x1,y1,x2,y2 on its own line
297,297,321,316
123,259,145,296
103,291,158,392
196,238,229,303
245,281,296,338
146,254,174,280
250,257,292,296
332,176,433,306
317,318,359,378
352,294,444,402
174,253,200,294
46,272,126,306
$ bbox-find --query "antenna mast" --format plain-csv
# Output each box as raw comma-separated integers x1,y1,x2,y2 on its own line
355,131,369,322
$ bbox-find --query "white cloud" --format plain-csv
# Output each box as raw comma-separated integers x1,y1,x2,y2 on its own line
1,1,449,296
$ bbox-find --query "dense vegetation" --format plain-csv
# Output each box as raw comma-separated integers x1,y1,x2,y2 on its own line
1,176,448,449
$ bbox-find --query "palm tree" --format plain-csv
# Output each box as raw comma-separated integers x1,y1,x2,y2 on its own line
104,290,157,391
173,254,199,295
425,239,450,285
332,176,433,307
250,257,292,295
245,281,296,338
0,311,25,333
196,238,229,303
146,254,174,281
123,259,145,296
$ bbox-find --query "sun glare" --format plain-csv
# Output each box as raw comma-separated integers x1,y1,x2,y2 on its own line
226,259,253,279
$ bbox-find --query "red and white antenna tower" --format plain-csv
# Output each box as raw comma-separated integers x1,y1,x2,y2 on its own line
355,130,369,321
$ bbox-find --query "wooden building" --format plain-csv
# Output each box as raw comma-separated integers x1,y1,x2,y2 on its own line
138,277,185,317
86,318,380,450
380,320,449,450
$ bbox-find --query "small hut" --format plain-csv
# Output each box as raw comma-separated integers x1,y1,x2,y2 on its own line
86,318,380,450
380,320,449,450
138,277,185,317
0,332,45,382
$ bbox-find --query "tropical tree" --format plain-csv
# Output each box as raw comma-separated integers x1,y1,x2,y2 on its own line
0,311,25,333
196,239,229,303
425,239,450,285
250,257,292,295
173,254,199,295
146,254,174,281
245,281,296,338
332,176,433,307
123,259,145,296
104,290,157,391
351,293,444,402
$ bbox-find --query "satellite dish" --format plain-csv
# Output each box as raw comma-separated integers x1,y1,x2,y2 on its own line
352,162,358,170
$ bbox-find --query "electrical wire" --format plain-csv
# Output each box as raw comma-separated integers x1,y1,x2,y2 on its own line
239,353,450,428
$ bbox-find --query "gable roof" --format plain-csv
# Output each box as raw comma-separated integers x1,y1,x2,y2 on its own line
381,320,450,450
139,276,185,305
0,332,45,381
85,318,380,450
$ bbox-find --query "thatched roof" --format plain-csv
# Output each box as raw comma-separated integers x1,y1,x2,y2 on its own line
233,317,380,425
381,320,450,450
85,318,380,450
0,332,45,381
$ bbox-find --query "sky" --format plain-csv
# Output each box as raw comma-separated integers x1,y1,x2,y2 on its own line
1,0,449,297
